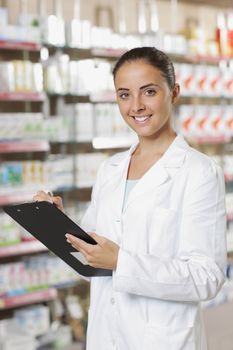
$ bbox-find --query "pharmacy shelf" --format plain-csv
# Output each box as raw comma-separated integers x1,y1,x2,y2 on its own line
45,342,84,350
170,52,233,64
0,288,57,310
91,47,126,58
51,138,133,150
188,136,232,145
90,91,115,102
47,93,90,104
0,240,47,258
49,93,233,104
0,190,38,206
48,92,232,104
0,40,41,51
0,187,79,206
179,96,233,104
46,45,125,59
225,175,233,183
0,92,45,101
92,136,135,149
48,92,113,103
45,44,232,63
227,231,233,253
0,141,50,153
180,0,232,9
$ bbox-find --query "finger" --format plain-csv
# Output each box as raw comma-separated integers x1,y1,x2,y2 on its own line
52,196,64,211
33,191,53,203
66,234,92,253
89,232,106,246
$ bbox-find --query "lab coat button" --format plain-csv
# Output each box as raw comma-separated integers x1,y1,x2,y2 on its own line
110,297,115,305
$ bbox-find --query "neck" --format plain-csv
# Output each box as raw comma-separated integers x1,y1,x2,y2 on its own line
135,130,177,157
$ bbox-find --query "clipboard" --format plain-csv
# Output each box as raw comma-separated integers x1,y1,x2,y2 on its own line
3,201,112,277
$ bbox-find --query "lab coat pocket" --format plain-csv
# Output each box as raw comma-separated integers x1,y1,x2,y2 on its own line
143,323,195,350
147,207,179,257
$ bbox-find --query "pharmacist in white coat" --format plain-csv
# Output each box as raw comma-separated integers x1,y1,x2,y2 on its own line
36,47,227,350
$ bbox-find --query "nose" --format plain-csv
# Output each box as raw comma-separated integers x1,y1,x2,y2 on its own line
131,96,145,113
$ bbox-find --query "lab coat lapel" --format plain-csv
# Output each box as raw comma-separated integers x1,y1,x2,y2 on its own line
123,135,189,212
108,143,137,216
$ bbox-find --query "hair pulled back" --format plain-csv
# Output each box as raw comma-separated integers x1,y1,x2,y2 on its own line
113,47,176,90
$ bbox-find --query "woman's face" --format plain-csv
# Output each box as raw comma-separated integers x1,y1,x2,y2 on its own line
114,59,179,139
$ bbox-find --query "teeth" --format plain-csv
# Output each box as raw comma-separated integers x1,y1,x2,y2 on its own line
134,116,150,121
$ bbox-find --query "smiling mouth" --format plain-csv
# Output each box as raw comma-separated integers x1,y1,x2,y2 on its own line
132,115,152,124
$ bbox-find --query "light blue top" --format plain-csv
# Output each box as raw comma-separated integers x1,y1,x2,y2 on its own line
122,179,138,212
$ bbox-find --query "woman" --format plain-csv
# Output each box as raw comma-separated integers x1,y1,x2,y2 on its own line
34,47,226,350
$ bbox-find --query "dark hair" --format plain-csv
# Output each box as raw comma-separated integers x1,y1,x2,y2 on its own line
113,46,175,90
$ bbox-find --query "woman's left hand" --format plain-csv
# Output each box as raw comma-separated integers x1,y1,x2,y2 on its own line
65,232,120,270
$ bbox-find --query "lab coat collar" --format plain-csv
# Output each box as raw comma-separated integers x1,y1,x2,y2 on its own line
109,134,190,169
109,134,190,213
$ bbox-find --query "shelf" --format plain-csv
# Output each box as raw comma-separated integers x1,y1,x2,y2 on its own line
0,92,45,102
0,141,50,153
0,190,38,206
0,40,41,51
227,231,233,253
48,92,115,103
44,44,233,63
178,96,233,104
47,93,90,103
0,240,47,258
91,47,126,58
92,136,135,149
179,0,233,8
170,53,233,64
0,186,80,206
90,91,115,102
46,45,125,59
44,342,84,350
0,288,57,310
188,136,231,145
225,175,233,183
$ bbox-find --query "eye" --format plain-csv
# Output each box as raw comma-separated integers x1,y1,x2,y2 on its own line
144,88,156,96
118,92,129,100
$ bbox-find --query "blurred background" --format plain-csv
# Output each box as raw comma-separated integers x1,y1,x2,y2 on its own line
0,0,232,349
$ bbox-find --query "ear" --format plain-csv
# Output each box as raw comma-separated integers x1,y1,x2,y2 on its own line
171,83,180,104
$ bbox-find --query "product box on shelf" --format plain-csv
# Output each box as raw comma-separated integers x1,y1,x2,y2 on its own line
0,7,8,29
0,255,80,298
0,212,21,246
74,103,94,142
75,152,108,188
175,63,195,96
0,319,37,350
178,104,233,142
0,62,14,92
14,305,50,337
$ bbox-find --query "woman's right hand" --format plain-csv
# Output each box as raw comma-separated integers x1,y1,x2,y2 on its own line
33,191,64,212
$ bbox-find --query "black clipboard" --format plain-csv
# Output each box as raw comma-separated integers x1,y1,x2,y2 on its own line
3,201,112,277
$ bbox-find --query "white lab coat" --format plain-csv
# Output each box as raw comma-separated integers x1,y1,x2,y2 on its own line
81,134,227,350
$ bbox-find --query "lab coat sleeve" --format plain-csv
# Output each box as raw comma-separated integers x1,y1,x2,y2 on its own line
113,162,227,302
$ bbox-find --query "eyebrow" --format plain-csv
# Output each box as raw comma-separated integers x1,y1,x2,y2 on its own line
116,83,159,92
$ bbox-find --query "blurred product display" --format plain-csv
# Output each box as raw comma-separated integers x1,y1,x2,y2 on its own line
0,1,232,349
